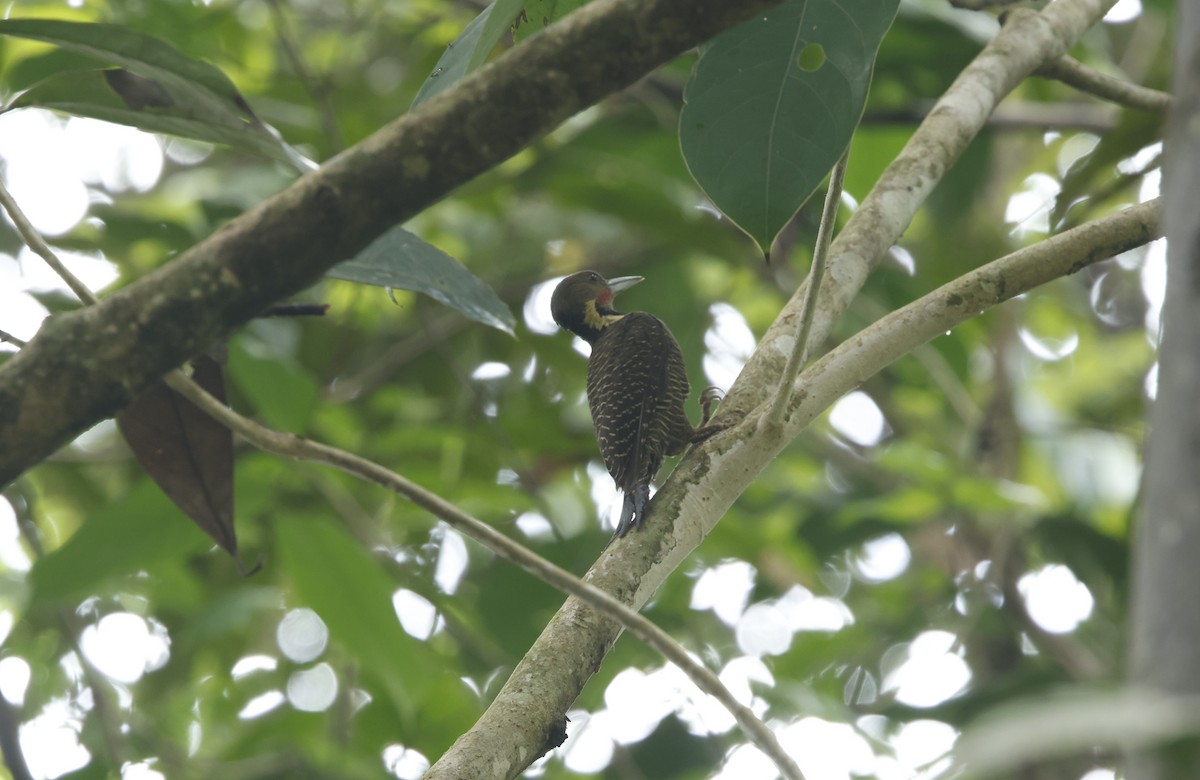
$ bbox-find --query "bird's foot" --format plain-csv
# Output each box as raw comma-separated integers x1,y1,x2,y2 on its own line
698,385,725,427
690,386,728,444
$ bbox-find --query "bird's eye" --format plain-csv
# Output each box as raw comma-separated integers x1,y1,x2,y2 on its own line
588,272,600,282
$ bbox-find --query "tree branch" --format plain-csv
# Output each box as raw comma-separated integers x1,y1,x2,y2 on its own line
1128,0,1200,774
767,151,848,429
1038,55,1172,113
428,202,1158,779
266,0,345,151
0,0,1137,776
0,180,98,306
0,692,34,780
774,199,1159,439
0,0,785,487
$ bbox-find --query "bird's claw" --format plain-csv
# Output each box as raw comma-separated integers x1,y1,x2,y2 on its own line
699,385,725,427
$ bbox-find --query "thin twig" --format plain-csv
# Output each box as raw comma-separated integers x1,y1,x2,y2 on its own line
260,302,330,317
1059,149,1162,229
162,369,805,780
11,503,127,769
948,0,1022,10
1038,55,1172,113
0,329,28,348
864,100,1118,133
0,690,35,780
266,0,344,151
0,179,98,306
767,150,849,429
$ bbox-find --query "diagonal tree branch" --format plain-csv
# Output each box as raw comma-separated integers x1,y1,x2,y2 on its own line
0,0,785,488
0,180,98,306
772,199,1160,443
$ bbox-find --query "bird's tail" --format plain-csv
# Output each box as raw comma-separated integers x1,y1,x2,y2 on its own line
615,485,650,537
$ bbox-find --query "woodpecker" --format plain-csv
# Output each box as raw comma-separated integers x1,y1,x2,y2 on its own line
551,270,717,536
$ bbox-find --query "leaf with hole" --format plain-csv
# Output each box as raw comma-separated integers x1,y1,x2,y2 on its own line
679,0,899,254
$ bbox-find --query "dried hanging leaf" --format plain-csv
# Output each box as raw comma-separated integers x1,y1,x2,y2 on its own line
117,356,237,557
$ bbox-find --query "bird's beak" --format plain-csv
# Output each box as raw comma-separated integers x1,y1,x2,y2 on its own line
607,276,644,295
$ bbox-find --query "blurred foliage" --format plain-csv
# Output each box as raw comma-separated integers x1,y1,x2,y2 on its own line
0,0,1171,778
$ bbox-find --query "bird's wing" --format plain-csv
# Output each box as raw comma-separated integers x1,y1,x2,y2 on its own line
587,313,690,492
658,322,694,456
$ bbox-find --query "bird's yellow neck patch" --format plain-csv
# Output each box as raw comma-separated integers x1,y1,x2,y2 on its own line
583,299,625,331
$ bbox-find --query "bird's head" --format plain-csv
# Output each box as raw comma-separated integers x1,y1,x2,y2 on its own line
550,270,643,343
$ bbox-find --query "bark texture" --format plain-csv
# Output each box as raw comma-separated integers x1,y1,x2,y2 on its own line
1128,0,1200,776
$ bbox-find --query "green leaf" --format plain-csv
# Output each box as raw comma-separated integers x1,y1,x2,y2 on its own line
328,225,515,334
411,0,526,110
0,18,245,103
30,479,211,605
512,0,590,43
469,0,526,70
7,69,301,168
0,19,311,170
226,341,320,433
183,585,282,642
834,484,945,529
679,0,899,253
276,518,437,722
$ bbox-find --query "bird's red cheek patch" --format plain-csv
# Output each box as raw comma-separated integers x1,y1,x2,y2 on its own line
597,290,613,307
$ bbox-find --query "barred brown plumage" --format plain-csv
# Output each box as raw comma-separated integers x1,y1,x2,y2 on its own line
551,270,714,536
